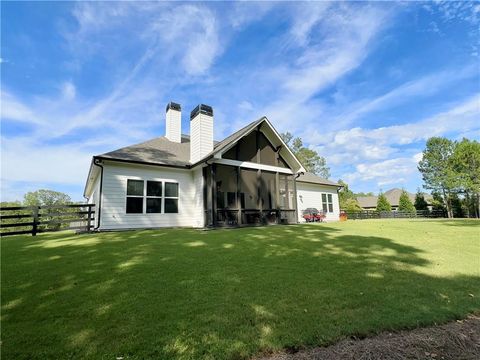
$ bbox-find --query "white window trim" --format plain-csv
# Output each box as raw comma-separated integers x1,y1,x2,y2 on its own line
321,193,334,213
125,179,179,215
146,180,163,214
126,179,145,214
164,182,179,214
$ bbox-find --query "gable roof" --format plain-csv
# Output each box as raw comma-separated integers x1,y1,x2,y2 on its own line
85,116,307,196
356,188,433,208
296,172,340,187
95,116,304,172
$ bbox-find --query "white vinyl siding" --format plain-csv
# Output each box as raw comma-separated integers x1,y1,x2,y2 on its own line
192,166,205,227
99,161,203,229
297,183,340,222
87,175,101,228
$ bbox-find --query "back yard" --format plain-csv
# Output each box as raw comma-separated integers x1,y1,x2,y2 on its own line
1,220,479,359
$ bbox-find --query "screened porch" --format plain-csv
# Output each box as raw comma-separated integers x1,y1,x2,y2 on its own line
203,164,297,227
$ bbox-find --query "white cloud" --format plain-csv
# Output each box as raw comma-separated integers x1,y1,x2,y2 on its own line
61,81,76,101
1,137,92,187
323,65,478,130
325,96,480,189
1,91,41,124
314,94,479,161
343,154,420,189
289,2,330,46
68,2,223,76
252,4,392,134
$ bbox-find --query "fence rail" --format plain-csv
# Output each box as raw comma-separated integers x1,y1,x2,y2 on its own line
343,210,446,220
0,204,95,237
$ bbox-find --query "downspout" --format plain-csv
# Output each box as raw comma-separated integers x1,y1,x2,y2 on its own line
93,158,104,230
293,172,304,224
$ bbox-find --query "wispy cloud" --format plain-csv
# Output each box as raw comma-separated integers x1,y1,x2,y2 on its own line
1,1,478,200
323,95,480,189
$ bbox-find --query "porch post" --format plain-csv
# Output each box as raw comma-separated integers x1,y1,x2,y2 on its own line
236,166,242,225
257,169,263,223
211,164,217,227
293,175,299,224
275,172,280,224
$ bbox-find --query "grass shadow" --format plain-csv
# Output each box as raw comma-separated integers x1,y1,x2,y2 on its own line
1,222,479,359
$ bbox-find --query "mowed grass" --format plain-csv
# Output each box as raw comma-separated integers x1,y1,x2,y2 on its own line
1,220,479,359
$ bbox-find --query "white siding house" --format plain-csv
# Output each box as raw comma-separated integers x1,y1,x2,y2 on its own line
297,183,340,222
98,162,203,230
84,102,341,230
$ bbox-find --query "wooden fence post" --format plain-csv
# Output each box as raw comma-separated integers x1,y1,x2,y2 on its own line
32,206,39,236
87,205,92,232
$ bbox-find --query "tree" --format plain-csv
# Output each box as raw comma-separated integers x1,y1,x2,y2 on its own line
343,198,362,212
337,180,361,211
450,138,480,218
414,189,429,211
281,132,330,178
24,190,73,231
355,191,374,197
24,189,72,207
376,192,391,212
398,189,416,213
418,137,457,218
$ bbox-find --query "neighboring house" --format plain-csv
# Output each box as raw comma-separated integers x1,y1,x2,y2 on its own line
356,188,433,211
84,103,341,230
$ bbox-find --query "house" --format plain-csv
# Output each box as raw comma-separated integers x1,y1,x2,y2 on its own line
356,188,432,211
83,103,341,230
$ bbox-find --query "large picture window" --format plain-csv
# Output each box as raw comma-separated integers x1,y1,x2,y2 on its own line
322,193,334,213
126,180,179,214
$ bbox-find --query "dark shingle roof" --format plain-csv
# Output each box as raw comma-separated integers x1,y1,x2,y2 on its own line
296,172,340,187
98,135,192,167
97,118,264,167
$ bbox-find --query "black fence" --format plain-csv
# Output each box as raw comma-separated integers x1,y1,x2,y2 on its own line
0,204,95,237
344,210,446,220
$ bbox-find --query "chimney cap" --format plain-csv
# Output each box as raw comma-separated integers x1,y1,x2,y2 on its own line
190,104,213,119
166,102,181,112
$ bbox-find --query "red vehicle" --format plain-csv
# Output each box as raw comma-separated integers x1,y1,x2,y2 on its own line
302,208,326,222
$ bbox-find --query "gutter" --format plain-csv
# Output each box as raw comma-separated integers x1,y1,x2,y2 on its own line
93,157,104,230
293,172,304,224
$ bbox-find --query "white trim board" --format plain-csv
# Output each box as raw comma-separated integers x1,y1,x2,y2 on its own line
213,158,294,174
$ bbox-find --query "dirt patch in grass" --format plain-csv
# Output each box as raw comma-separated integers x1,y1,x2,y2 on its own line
257,314,480,360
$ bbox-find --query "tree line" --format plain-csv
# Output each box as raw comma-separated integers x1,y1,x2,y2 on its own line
337,181,424,213
337,137,479,218
1,189,75,231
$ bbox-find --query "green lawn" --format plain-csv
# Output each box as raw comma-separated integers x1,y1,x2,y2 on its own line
2,220,479,359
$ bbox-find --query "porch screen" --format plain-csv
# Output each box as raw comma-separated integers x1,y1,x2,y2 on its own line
216,165,237,209
279,174,295,209
259,171,276,209
240,169,258,209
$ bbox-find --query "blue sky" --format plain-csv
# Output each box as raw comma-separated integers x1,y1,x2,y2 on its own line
1,1,479,202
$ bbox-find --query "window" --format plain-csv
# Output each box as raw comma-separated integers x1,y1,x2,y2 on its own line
126,179,179,214
146,181,162,213
126,180,144,213
327,194,333,212
322,193,334,213
164,182,179,213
